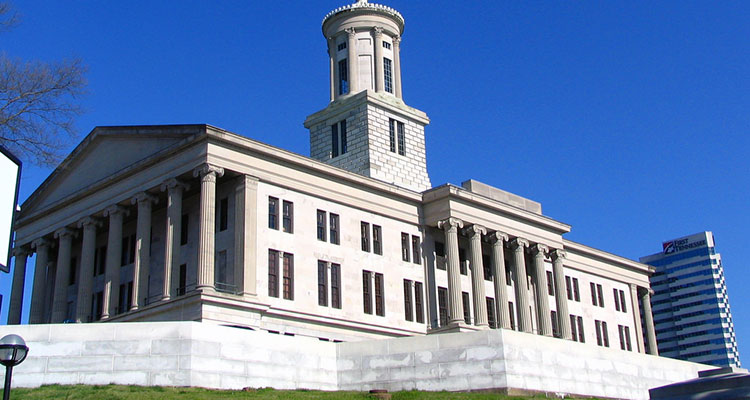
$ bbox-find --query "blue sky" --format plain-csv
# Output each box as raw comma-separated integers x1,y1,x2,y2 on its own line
2,1,749,363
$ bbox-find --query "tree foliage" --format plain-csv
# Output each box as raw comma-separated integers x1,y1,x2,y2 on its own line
0,2,86,166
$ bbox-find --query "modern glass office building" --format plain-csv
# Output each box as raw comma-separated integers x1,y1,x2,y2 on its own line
641,231,740,367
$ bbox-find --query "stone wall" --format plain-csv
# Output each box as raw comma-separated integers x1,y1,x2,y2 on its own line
0,322,707,399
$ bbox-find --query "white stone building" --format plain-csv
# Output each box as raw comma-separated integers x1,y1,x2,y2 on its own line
8,0,659,358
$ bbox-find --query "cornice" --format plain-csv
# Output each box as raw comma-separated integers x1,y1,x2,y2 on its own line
562,239,654,275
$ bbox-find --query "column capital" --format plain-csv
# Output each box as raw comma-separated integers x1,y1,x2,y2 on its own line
345,27,357,37
485,230,508,244
77,216,102,229
528,243,549,257
508,237,529,250
372,26,384,37
12,246,30,258
392,36,401,46
193,163,224,180
103,204,129,218
31,237,52,250
161,178,189,193
54,227,77,239
437,217,463,232
549,248,567,261
637,285,655,297
462,224,486,238
131,191,158,206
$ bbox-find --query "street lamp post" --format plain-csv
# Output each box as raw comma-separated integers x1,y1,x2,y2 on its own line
0,334,28,400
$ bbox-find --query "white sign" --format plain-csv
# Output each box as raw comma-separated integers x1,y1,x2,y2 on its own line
0,146,21,273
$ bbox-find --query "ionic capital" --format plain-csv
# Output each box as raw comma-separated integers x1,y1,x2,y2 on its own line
637,286,655,297
485,230,508,245
392,36,401,47
161,178,189,193
462,224,486,238
372,26,384,37
12,246,30,258
549,249,567,262
54,227,77,240
103,204,129,218
528,243,549,257
77,216,102,230
131,192,158,206
345,27,357,38
31,237,52,250
193,164,224,181
437,217,463,233
508,237,529,251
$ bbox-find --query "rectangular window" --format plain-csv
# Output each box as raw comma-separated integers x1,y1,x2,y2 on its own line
625,326,632,351
331,122,339,158
119,281,133,314
618,324,625,350
506,265,512,286
331,263,341,309
459,248,467,275
602,321,609,347
178,264,186,296
361,222,370,252
483,254,492,281
69,256,77,285
401,233,410,262
219,197,228,231
180,213,189,245
577,316,585,343
595,320,602,346
614,288,621,312
338,59,348,95
597,284,605,308
340,120,347,154
620,290,627,313
509,302,516,330
268,250,279,298
546,271,554,296
337,42,346,51
566,276,572,300
91,291,103,322
570,314,578,342
282,253,294,300
330,213,340,245
462,291,471,324
317,210,327,241
375,273,385,316
268,197,279,230
94,245,107,276
435,241,445,257
404,280,413,321
216,250,228,289
573,278,580,301
282,200,293,233
438,287,448,326
382,41,391,50
318,261,328,306
121,236,129,266
397,119,405,155
383,57,393,93
415,281,424,323
363,271,372,314
591,282,597,306
551,310,559,338
373,225,382,255
388,118,396,153
412,235,421,264
487,297,497,329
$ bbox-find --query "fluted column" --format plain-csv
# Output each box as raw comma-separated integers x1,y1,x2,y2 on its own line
235,175,259,295
464,224,488,328
102,205,127,319
194,164,224,291
393,36,402,98
51,227,76,323
76,217,100,322
161,179,187,301
373,27,384,92
345,27,358,94
437,217,464,325
29,238,51,324
639,287,659,355
550,249,572,340
7,247,29,324
130,192,157,310
529,244,552,336
487,231,510,329
327,36,336,101
509,238,532,333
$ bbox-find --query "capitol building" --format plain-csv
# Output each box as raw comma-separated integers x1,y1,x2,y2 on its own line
2,1,715,398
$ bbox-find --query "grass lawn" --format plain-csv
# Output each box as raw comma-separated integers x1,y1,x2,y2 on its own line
11,385,571,399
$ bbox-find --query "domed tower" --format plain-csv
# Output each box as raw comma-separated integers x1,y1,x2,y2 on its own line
304,0,431,192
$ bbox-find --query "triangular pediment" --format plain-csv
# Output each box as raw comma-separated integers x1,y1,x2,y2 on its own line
21,125,206,217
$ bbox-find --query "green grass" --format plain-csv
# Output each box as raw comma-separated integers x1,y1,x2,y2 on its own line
11,385,570,399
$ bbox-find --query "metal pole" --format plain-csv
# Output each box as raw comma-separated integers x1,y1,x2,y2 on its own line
3,365,12,400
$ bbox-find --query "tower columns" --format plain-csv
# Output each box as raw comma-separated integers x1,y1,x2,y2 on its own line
76,217,100,322
51,227,76,323
551,249,572,340
327,36,336,101
393,36,402,98
639,286,659,355
487,231,511,329
464,224,488,328
509,238,532,333
530,244,552,336
102,205,127,319
345,28,358,94
29,238,51,324
373,27,385,93
7,247,29,325
161,179,188,301
438,217,464,326
194,163,224,291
